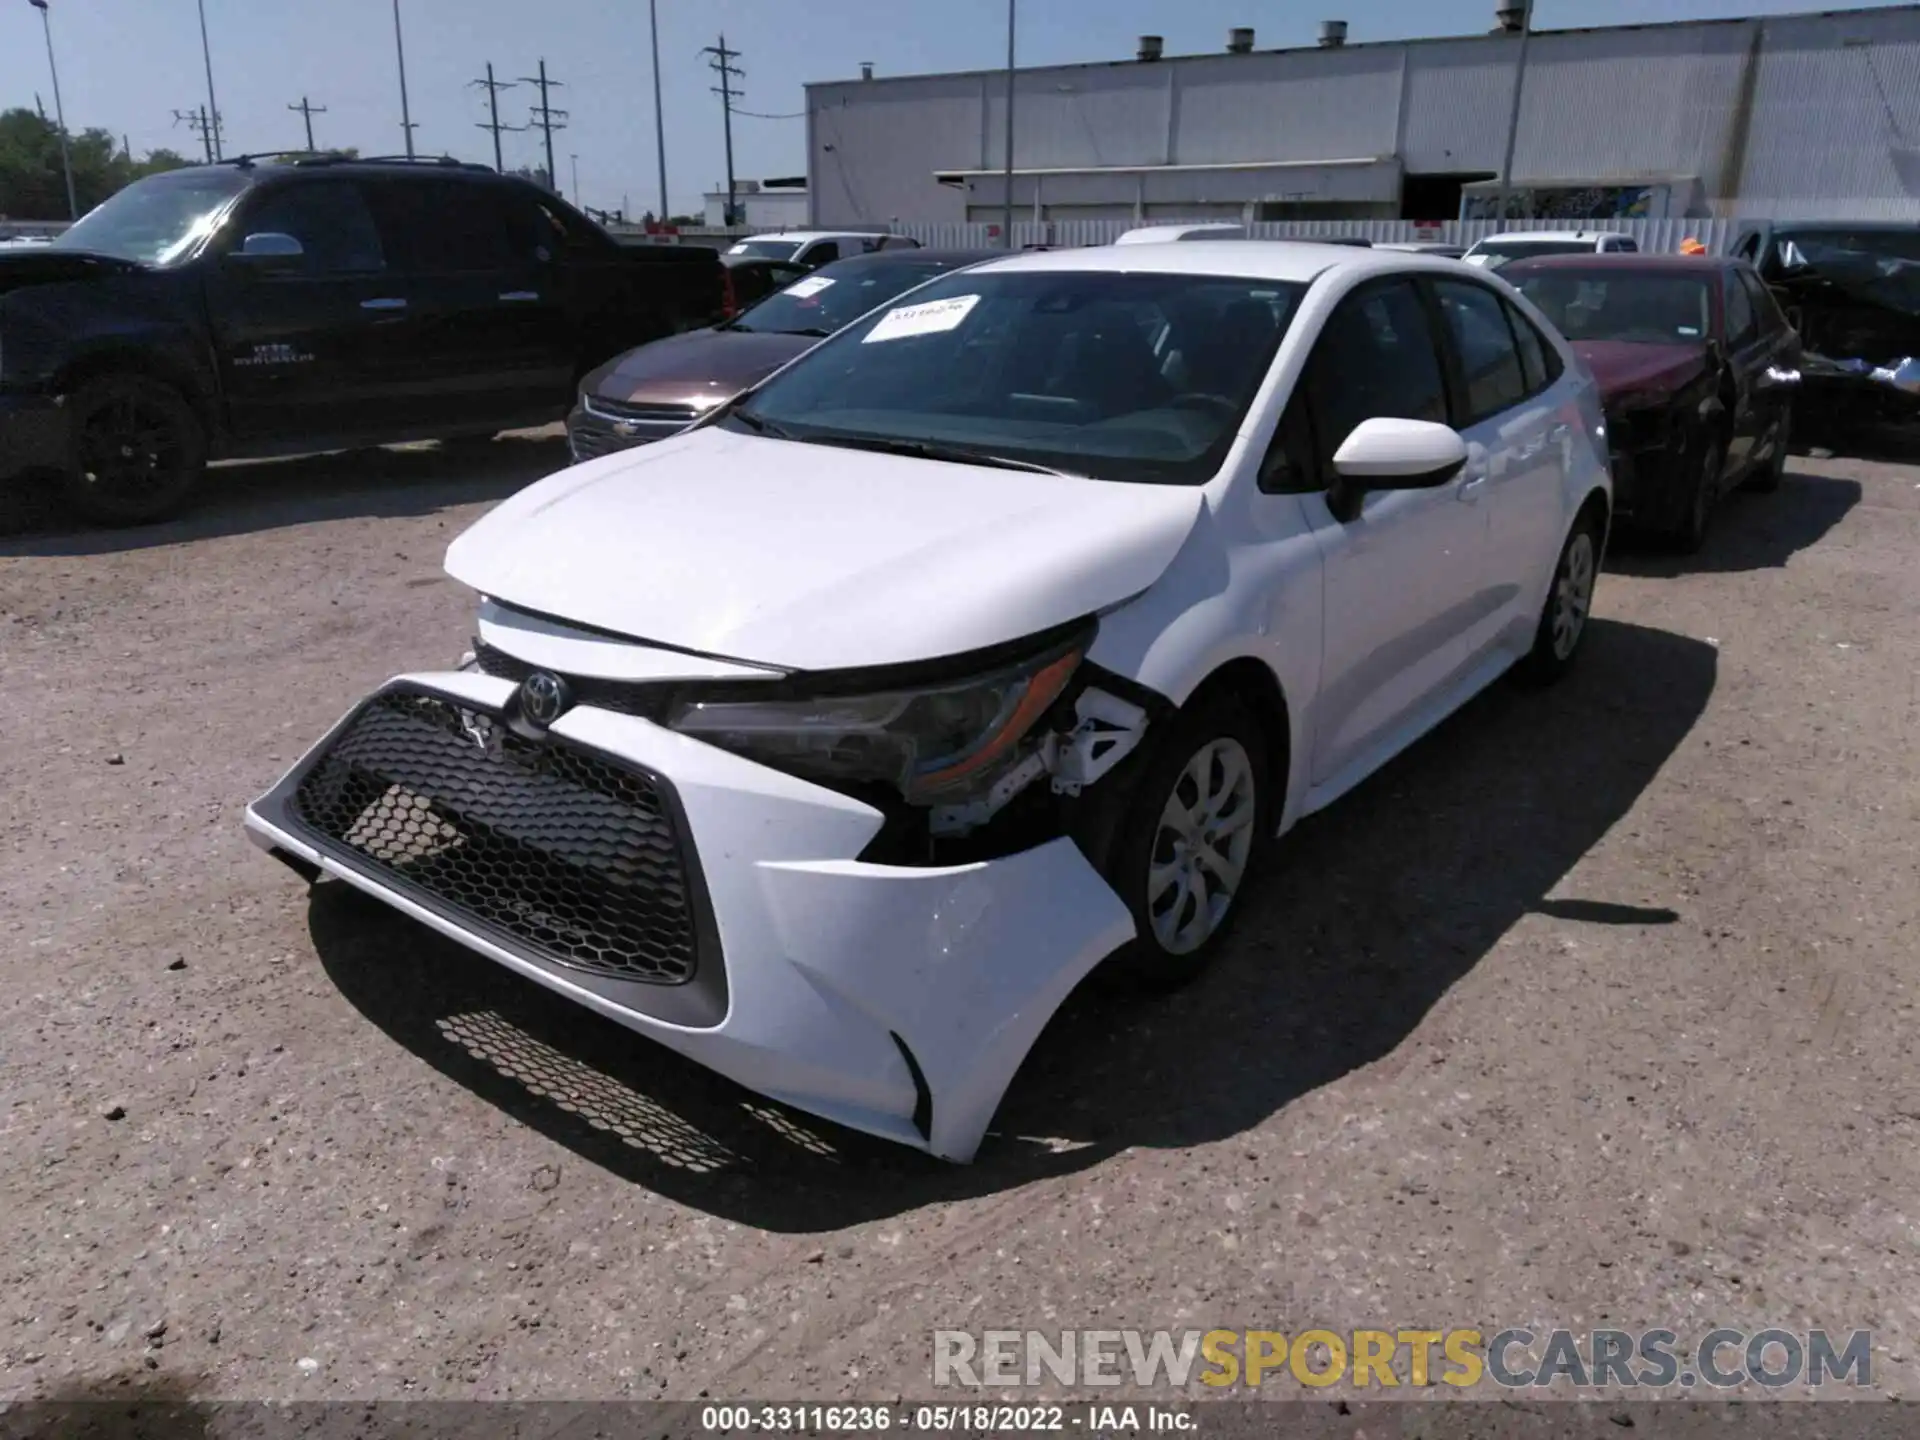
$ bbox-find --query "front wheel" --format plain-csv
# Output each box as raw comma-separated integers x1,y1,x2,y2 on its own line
1515,510,1602,687
1747,403,1792,493
62,374,206,526
1672,431,1726,555
1105,693,1271,990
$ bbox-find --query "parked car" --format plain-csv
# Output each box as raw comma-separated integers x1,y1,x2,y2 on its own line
1505,252,1800,551
724,231,920,269
1464,230,1638,270
247,241,1610,1163
1378,241,1467,259
0,156,725,525
568,248,1002,460
1733,221,1920,440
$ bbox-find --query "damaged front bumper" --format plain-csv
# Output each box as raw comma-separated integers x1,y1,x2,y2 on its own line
243,670,1139,1162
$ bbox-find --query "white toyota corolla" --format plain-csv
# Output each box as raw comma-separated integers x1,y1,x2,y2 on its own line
246,241,1611,1163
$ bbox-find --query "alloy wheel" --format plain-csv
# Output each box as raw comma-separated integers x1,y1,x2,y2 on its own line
1551,530,1596,661
1146,737,1258,956
76,394,183,508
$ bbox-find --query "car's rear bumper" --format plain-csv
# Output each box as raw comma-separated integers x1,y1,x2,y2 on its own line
0,391,69,482
244,671,1135,1162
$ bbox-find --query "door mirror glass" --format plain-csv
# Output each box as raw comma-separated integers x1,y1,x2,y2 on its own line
1330,417,1469,488
231,232,306,271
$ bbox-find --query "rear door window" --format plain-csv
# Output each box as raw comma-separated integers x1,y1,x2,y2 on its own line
370,180,518,273
1432,279,1528,423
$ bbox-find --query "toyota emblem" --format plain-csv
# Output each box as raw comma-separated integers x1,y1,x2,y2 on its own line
519,670,571,727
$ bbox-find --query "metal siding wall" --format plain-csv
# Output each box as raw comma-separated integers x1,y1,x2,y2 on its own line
988,65,1171,171
1738,9,1920,218
1399,37,1524,173
808,78,980,227
891,216,1739,252
1510,26,1752,194
1169,50,1401,164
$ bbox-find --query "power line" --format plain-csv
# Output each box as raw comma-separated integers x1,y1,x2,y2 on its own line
287,95,328,151
469,64,525,173
703,35,744,225
732,107,807,120
518,58,568,192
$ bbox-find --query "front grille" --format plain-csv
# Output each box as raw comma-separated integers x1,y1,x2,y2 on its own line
474,644,674,722
287,690,701,986
584,395,701,424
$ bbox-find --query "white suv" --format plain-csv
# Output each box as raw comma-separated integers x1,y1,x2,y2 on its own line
1463,230,1638,270
248,242,1610,1163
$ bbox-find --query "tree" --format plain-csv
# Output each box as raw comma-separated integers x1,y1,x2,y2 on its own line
0,109,191,220
507,164,553,192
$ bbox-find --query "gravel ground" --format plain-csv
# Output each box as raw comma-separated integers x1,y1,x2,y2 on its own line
1,437,1916,1405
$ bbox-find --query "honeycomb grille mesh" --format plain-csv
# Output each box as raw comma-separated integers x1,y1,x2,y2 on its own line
289,690,700,985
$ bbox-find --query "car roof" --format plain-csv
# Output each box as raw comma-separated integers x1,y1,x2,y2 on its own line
742,230,895,242
1500,253,1732,274
958,239,1465,285
1471,230,1632,244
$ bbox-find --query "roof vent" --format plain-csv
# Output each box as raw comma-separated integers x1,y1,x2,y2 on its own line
1137,34,1164,61
1494,2,1531,33
1319,19,1348,46
860,61,874,80
1228,26,1255,53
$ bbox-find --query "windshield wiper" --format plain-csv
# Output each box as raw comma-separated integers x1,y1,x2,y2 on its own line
803,433,1082,477
776,326,835,338
726,407,796,440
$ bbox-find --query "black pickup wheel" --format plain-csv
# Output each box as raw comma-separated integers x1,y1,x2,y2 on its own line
63,374,206,526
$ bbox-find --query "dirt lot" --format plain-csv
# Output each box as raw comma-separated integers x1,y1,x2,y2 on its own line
1,438,1916,1404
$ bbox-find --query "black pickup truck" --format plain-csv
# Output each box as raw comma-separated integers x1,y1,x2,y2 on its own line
0,155,725,524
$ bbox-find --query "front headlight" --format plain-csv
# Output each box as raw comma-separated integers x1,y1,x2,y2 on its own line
666,630,1088,804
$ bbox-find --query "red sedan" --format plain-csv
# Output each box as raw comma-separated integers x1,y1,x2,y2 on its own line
1503,253,1802,552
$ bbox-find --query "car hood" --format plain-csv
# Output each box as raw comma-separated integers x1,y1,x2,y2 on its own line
0,247,146,297
1575,340,1709,401
583,327,816,408
444,426,1207,671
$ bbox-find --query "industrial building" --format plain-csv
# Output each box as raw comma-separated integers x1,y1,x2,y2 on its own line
803,2,1920,229
701,177,809,230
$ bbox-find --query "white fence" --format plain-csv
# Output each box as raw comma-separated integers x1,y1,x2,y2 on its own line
891,216,1744,254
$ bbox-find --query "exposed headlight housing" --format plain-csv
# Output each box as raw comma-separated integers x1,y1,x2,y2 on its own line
666,627,1090,805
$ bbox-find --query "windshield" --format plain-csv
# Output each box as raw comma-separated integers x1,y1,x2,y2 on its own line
1467,239,1598,269
722,270,1306,485
1515,271,1712,346
727,239,802,261
51,170,251,265
731,260,972,336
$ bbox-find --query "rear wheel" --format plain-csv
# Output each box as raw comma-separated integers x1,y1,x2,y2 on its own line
1515,508,1602,687
1105,693,1271,990
62,374,206,526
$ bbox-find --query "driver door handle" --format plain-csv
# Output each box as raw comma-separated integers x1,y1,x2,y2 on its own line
1457,469,1489,502
499,291,540,303
360,297,407,311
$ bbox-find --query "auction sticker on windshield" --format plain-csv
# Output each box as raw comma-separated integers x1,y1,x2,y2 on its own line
785,275,835,299
863,294,980,344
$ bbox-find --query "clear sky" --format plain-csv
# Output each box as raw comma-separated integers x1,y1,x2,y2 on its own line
2,0,1910,218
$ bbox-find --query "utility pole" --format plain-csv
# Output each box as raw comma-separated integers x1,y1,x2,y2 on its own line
1493,0,1534,224
650,0,669,223
28,0,77,220
393,0,418,157
469,64,524,173
520,60,569,192
196,0,224,160
287,95,328,151
570,153,581,206
703,35,744,227
174,106,218,165
1001,0,1016,248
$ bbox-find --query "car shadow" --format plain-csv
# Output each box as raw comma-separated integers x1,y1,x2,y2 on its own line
1604,467,1861,576
0,431,568,557
308,617,1714,1230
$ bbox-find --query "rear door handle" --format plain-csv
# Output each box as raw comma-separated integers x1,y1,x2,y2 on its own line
499,291,540,303
360,297,407,311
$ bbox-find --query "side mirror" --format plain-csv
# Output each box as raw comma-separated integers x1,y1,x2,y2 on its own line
229,232,306,273
1326,418,1470,522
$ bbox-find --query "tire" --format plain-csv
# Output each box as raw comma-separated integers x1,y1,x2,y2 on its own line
1671,429,1726,555
1747,402,1791,493
1514,508,1603,687
62,374,206,526
1104,692,1272,990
